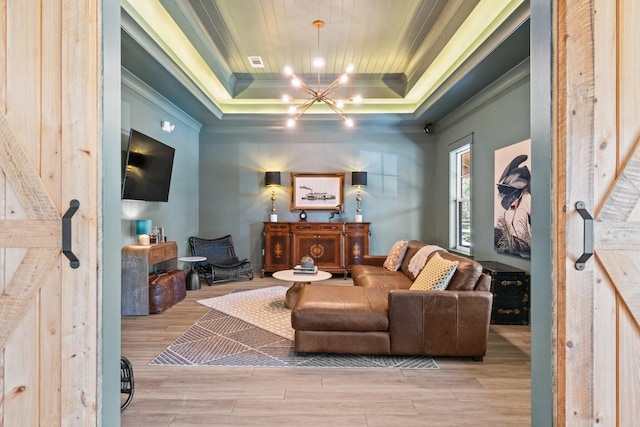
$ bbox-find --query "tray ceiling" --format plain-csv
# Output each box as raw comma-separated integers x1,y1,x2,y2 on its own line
121,0,530,125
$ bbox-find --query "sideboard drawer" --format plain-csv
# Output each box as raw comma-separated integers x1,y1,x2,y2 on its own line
345,223,369,232
291,223,342,232
148,242,177,265
264,223,290,232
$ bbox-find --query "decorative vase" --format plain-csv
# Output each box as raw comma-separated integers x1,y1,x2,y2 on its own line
300,256,314,269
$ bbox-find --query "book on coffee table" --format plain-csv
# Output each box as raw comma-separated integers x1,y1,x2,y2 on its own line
293,265,318,274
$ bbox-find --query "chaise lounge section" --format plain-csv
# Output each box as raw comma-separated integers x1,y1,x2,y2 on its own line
291,240,493,360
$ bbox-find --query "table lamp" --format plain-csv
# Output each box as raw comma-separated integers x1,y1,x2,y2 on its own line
352,171,367,222
136,219,152,245
265,171,281,222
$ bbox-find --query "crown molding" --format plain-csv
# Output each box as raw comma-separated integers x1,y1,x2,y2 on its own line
121,67,203,133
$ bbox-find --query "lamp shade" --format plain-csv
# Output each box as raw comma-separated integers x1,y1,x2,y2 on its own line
265,171,281,186
352,171,367,186
136,219,152,235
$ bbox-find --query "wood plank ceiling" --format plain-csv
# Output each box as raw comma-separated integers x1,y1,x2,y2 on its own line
121,0,530,124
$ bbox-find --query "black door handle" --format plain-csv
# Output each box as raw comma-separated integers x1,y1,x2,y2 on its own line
62,199,80,269
575,201,593,270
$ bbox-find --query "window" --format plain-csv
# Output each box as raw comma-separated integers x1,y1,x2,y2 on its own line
450,144,471,254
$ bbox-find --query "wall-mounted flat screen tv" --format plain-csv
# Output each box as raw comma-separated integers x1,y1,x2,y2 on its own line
121,129,175,202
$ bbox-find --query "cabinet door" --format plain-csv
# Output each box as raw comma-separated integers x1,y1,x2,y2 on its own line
292,223,343,273
344,223,370,271
263,223,291,273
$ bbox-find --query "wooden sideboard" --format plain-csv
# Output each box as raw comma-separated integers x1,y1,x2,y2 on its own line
262,222,370,277
122,241,178,316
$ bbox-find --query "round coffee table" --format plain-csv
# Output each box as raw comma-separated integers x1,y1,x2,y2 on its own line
272,269,332,309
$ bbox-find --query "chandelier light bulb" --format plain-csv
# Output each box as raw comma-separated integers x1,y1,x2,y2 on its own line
281,20,362,126
282,94,291,102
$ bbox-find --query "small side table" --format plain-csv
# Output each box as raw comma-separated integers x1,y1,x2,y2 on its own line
179,256,207,290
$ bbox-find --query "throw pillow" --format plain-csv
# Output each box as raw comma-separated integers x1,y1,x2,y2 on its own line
407,245,447,279
410,252,459,291
383,240,409,271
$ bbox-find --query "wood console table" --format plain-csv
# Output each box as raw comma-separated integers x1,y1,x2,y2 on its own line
261,222,370,277
121,242,178,316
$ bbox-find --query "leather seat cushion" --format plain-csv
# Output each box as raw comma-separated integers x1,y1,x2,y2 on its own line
351,265,413,289
292,285,389,332
352,264,404,277
355,272,412,290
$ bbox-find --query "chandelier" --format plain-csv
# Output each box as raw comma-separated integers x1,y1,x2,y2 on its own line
282,20,362,127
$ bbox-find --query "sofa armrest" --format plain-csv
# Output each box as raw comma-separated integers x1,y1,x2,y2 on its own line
362,255,386,266
388,290,493,357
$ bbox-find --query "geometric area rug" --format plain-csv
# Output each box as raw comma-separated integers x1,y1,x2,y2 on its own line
150,287,438,369
196,286,295,340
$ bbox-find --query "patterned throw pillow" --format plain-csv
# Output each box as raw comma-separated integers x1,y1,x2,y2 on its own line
383,240,409,271
409,252,459,291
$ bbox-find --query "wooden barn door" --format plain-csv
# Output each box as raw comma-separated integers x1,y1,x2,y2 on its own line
0,1,100,425
556,0,640,424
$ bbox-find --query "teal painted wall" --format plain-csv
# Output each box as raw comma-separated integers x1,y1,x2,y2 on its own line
530,0,554,423
120,71,202,258
102,0,121,423
198,122,438,267
433,60,532,271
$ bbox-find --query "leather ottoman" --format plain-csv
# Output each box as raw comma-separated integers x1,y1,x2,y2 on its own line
149,273,174,314
149,270,186,314
170,270,187,304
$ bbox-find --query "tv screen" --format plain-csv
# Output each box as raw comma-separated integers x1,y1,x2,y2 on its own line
121,129,175,202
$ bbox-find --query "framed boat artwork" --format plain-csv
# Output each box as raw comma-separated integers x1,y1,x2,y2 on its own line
291,172,344,211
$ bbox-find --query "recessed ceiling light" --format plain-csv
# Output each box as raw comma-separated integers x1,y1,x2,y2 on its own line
248,56,264,68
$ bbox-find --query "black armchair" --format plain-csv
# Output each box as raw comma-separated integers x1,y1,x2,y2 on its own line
188,235,254,285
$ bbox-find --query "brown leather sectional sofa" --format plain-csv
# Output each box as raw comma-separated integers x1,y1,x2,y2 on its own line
291,240,493,360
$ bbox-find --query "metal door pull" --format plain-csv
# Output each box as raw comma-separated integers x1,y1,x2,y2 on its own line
62,199,80,269
575,201,593,270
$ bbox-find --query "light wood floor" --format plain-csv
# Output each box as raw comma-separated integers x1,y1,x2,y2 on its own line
121,277,531,426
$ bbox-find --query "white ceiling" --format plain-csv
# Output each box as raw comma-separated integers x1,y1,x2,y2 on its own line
121,0,530,126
